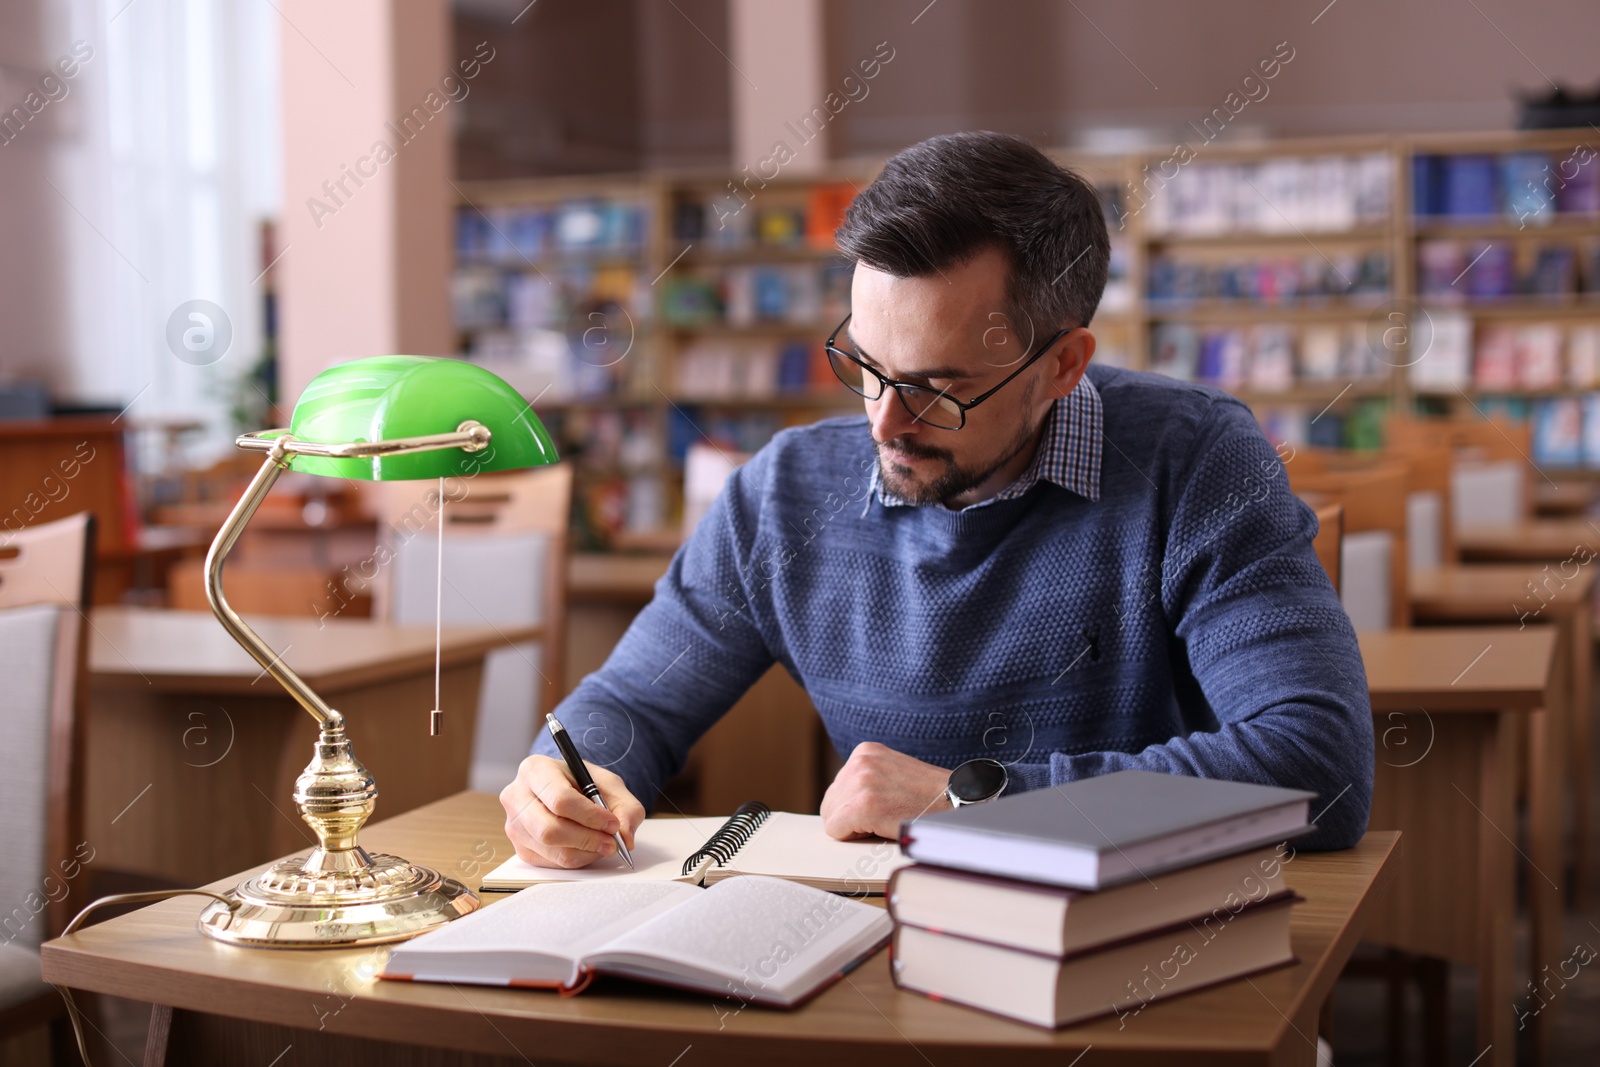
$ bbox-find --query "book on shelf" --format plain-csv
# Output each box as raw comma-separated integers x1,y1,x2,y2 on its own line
455,200,645,264
675,338,833,400
1533,397,1584,466
1145,250,1389,305
1443,154,1499,217
1298,325,1343,381
672,183,857,252
806,184,856,248
1473,323,1519,390
1518,324,1564,389
1414,147,1599,220
1150,323,1199,381
899,770,1313,891
1144,154,1390,236
1410,310,1473,391
479,802,911,894
887,845,1287,958
1151,322,1384,393
1558,155,1600,214
1247,327,1296,392
1416,240,1466,299
382,875,891,1007
1527,245,1579,297
1571,325,1600,388
1465,241,1516,300
756,205,806,247
1256,405,1311,449
1502,151,1556,224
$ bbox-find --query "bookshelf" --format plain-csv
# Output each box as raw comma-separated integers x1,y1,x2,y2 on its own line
449,127,1600,548
1404,129,1600,471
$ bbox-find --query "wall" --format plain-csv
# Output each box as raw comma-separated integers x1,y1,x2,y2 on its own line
453,0,731,179
0,0,78,394
825,0,1600,157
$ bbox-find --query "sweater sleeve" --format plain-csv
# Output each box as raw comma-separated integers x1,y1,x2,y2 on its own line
529,458,777,812
1007,402,1374,850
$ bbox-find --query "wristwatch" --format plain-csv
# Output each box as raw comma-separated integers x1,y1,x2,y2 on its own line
946,758,1008,807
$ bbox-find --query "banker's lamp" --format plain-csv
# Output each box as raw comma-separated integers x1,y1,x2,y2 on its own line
197,355,558,947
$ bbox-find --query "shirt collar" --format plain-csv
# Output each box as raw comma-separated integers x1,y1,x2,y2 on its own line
868,374,1103,511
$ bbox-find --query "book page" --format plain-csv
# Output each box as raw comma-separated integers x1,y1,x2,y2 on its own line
384,880,703,986
479,817,726,888
589,875,892,1003
704,812,911,893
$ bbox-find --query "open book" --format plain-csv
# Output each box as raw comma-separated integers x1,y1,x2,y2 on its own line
481,801,911,894
381,875,893,1007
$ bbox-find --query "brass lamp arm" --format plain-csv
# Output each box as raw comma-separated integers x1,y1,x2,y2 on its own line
205,437,344,729
235,420,490,460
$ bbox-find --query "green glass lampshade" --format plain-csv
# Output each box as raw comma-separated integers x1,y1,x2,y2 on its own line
283,355,557,480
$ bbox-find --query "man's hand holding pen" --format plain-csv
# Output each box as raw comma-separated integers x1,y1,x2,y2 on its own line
500,751,646,870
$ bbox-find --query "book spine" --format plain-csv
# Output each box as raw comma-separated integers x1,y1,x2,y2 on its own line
892,892,1303,962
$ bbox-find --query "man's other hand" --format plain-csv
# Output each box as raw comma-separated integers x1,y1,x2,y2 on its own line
500,755,647,869
820,741,952,840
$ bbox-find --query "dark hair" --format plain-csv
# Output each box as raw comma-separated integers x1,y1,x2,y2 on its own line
835,132,1111,335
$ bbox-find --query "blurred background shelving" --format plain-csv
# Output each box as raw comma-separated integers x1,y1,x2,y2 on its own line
442,127,1600,549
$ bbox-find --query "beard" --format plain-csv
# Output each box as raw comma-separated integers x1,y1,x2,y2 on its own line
875,383,1042,506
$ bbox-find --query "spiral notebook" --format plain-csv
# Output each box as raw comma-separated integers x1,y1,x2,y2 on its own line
479,801,912,894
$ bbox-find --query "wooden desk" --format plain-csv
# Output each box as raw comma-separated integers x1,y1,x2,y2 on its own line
86,607,537,886
1359,628,1561,1067
1455,518,1600,563
1533,481,1594,517
1412,565,1596,896
43,792,1399,1067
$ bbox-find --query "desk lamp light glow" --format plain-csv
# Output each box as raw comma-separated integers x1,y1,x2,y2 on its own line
198,355,557,947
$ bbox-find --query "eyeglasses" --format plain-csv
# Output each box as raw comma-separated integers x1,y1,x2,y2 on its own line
824,313,1069,431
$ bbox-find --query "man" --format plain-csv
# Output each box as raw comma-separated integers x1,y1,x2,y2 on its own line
501,131,1373,868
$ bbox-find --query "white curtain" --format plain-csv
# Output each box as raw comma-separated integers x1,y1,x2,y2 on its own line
61,0,279,467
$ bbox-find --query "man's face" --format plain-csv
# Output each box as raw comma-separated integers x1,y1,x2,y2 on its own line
845,246,1085,508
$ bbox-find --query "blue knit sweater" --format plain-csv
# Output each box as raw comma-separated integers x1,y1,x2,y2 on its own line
536,365,1374,850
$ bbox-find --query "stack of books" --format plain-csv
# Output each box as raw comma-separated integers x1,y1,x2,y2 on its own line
890,770,1314,1029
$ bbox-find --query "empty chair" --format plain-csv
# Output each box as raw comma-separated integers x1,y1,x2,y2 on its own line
0,512,95,1055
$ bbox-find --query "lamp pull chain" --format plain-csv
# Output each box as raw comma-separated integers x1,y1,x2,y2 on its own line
431,476,445,737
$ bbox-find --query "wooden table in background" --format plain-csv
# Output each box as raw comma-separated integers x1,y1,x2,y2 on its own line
1411,565,1596,897
1455,519,1600,563
86,607,536,887
567,553,823,815
1532,482,1594,518
43,791,1399,1067
1358,628,1561,1067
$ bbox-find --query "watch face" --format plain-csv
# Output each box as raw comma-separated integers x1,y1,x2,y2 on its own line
949,758,1007,804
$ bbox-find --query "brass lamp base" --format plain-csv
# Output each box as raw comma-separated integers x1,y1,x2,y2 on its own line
199,849,478,947
196,721,481,947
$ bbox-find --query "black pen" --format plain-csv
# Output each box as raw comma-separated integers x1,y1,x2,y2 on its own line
545,713,634,869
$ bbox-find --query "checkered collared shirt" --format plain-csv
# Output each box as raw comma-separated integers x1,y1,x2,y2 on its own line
869,374,1104,510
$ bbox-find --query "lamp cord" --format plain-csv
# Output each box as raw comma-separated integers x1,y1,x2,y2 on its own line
432,476,445,736
52,889,239,1066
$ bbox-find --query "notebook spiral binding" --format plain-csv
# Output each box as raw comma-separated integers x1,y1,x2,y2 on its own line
681,800,772,876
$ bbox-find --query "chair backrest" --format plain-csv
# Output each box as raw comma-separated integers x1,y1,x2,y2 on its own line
375,468,573,793
1388,445,1454,570
0,512,94,940
1387,414,1532,524
1451,460,1526,530
1295,443,1458,569
1286,461,1410,629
